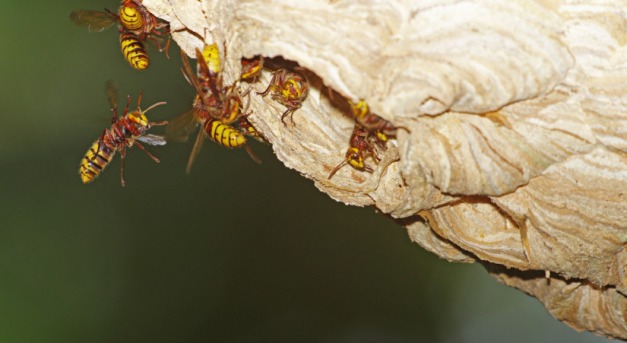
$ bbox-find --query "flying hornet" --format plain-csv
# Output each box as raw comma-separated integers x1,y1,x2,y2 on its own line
70,0,170,70
79,81,167,186
166,45,261,174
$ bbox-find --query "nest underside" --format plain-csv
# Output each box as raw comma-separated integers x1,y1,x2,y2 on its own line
145,0,627,338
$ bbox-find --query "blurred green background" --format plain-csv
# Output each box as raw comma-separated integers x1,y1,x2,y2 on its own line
0,1,618,342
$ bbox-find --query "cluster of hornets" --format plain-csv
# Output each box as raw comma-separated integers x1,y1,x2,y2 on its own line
72,0,404,187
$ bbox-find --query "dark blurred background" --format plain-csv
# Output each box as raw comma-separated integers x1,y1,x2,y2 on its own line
0,1,618,342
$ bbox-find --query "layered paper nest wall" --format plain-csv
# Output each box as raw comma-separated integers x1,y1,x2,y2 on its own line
144,0,627,338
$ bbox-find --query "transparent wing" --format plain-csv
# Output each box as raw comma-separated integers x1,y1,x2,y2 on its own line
182,49,210,111
69,10,117,32
186,129,206,174
137,134,167,146
180,49,202,93
144,34,168,52
104,80,119,114
165,110,197,143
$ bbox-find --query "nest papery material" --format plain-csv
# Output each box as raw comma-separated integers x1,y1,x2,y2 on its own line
144,0,627,338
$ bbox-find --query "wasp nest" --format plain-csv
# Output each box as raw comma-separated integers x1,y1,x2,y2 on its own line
144,0,627,338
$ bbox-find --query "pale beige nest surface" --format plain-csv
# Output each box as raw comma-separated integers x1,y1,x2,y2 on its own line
144,0,626,338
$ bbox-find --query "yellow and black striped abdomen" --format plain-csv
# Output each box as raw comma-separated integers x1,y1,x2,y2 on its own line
79,138,116,184
119,3,143,31
204,119,246,148
120,33,149,70
201,43,221,76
